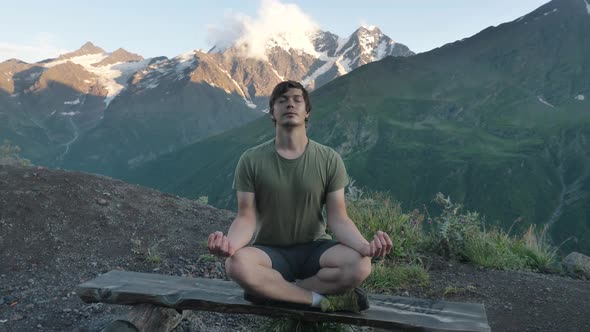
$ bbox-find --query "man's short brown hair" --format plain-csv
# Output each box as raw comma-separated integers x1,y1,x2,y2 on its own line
269,81,312,124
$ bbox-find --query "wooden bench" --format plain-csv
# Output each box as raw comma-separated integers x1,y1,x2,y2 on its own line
76,270,491,331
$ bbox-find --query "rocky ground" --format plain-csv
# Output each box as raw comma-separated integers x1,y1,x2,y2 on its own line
1,164,589,331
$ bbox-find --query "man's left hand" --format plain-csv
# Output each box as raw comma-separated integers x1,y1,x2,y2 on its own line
360,231,393,258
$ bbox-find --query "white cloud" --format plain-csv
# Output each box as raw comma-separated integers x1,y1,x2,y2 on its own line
0,33,69,63
207,0,320,60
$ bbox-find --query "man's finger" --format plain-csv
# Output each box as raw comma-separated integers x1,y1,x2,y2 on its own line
221,236,229,256
208,233,215,249
374,235,383,251
377,231,393,255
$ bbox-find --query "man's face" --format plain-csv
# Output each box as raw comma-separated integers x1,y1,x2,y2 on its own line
271,88,309,127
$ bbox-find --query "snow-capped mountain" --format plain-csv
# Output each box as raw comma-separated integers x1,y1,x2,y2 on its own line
0,27,413,175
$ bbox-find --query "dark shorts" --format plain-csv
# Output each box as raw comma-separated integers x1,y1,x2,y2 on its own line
253,239,340,282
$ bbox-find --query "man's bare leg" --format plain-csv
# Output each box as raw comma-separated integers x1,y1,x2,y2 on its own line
296,244,372,294
225,247,313,305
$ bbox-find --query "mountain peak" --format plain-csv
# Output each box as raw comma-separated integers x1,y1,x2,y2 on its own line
57,42,106,61
91,48,144,67
359,25,381,33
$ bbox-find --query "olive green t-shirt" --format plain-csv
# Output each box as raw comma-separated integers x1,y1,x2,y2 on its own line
232,139,349,246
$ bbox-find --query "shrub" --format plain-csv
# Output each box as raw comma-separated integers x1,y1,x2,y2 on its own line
0,140,32,166
347,191,425,259
463,230,528,270
512,224,558,270
427,193,480,259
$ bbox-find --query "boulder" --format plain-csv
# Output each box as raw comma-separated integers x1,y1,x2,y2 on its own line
562,252,590,279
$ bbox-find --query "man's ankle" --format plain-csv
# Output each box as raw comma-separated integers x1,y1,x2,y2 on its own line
310,292,325,308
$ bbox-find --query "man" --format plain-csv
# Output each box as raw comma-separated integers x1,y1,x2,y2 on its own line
208,80,392,313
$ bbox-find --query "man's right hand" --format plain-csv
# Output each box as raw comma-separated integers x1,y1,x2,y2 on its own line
208,231,235,257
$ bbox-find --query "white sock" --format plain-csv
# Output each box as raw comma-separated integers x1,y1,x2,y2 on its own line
310,292,326,308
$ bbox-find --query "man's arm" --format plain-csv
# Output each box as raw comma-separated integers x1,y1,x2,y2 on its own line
227,191,257,249
208,191,256,257
326,188,392,257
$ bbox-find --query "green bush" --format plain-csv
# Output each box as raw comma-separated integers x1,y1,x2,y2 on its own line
345,186,559,273
512,224,558,270
0,140,31,166
463,230,529,270
427,193,480,259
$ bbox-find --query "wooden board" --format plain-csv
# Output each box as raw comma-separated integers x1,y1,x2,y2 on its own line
77,270,490,332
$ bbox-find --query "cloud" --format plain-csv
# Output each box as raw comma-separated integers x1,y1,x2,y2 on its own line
0,33,69,63
207,0,320,60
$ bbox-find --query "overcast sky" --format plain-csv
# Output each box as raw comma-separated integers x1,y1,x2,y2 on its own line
0,0,550,63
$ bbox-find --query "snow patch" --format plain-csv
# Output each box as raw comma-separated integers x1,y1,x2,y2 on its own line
359,30,378,56
64,98,80,105
146,83,159,89
543,8,558,16
175,51,196,73
44,53,151,107
60,112,79,116
537,95,555,108
374,40,390,61
335,37,350,54
245,100,257,109
302,53,335,86
334,43,357,75
267,61,284,81
586,0,590,15
362,25,377,31
575,94,585,101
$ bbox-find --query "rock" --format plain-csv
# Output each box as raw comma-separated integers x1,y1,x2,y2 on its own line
10,314,24,321
97,198,108,206
562,252,590,279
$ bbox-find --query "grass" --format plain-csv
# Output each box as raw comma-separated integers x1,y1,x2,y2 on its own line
363,261,430,292
347,188,559,273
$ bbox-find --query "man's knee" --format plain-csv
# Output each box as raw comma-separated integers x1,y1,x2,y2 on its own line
225,249,254,283
335,256,372,288
348,256,372,286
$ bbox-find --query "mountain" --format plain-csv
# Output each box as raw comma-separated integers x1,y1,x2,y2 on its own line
126,0,590,254
0,27,412,176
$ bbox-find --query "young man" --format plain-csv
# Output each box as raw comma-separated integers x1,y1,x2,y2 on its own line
208,80,392,312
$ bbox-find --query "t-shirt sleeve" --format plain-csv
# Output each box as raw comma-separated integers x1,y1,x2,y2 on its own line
327,152,349,192
232,153,255,192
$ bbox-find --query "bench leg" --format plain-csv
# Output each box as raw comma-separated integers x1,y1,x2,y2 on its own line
104,304,184,332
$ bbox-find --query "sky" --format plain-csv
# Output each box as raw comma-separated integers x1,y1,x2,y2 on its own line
0,0,551,63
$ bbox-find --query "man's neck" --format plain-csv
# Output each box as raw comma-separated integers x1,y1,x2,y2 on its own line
275,126,308,159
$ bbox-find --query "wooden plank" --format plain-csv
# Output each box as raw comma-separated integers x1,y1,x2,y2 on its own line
76,270,490,332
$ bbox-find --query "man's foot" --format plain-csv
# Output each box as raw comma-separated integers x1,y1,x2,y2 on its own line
320,288,370,313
